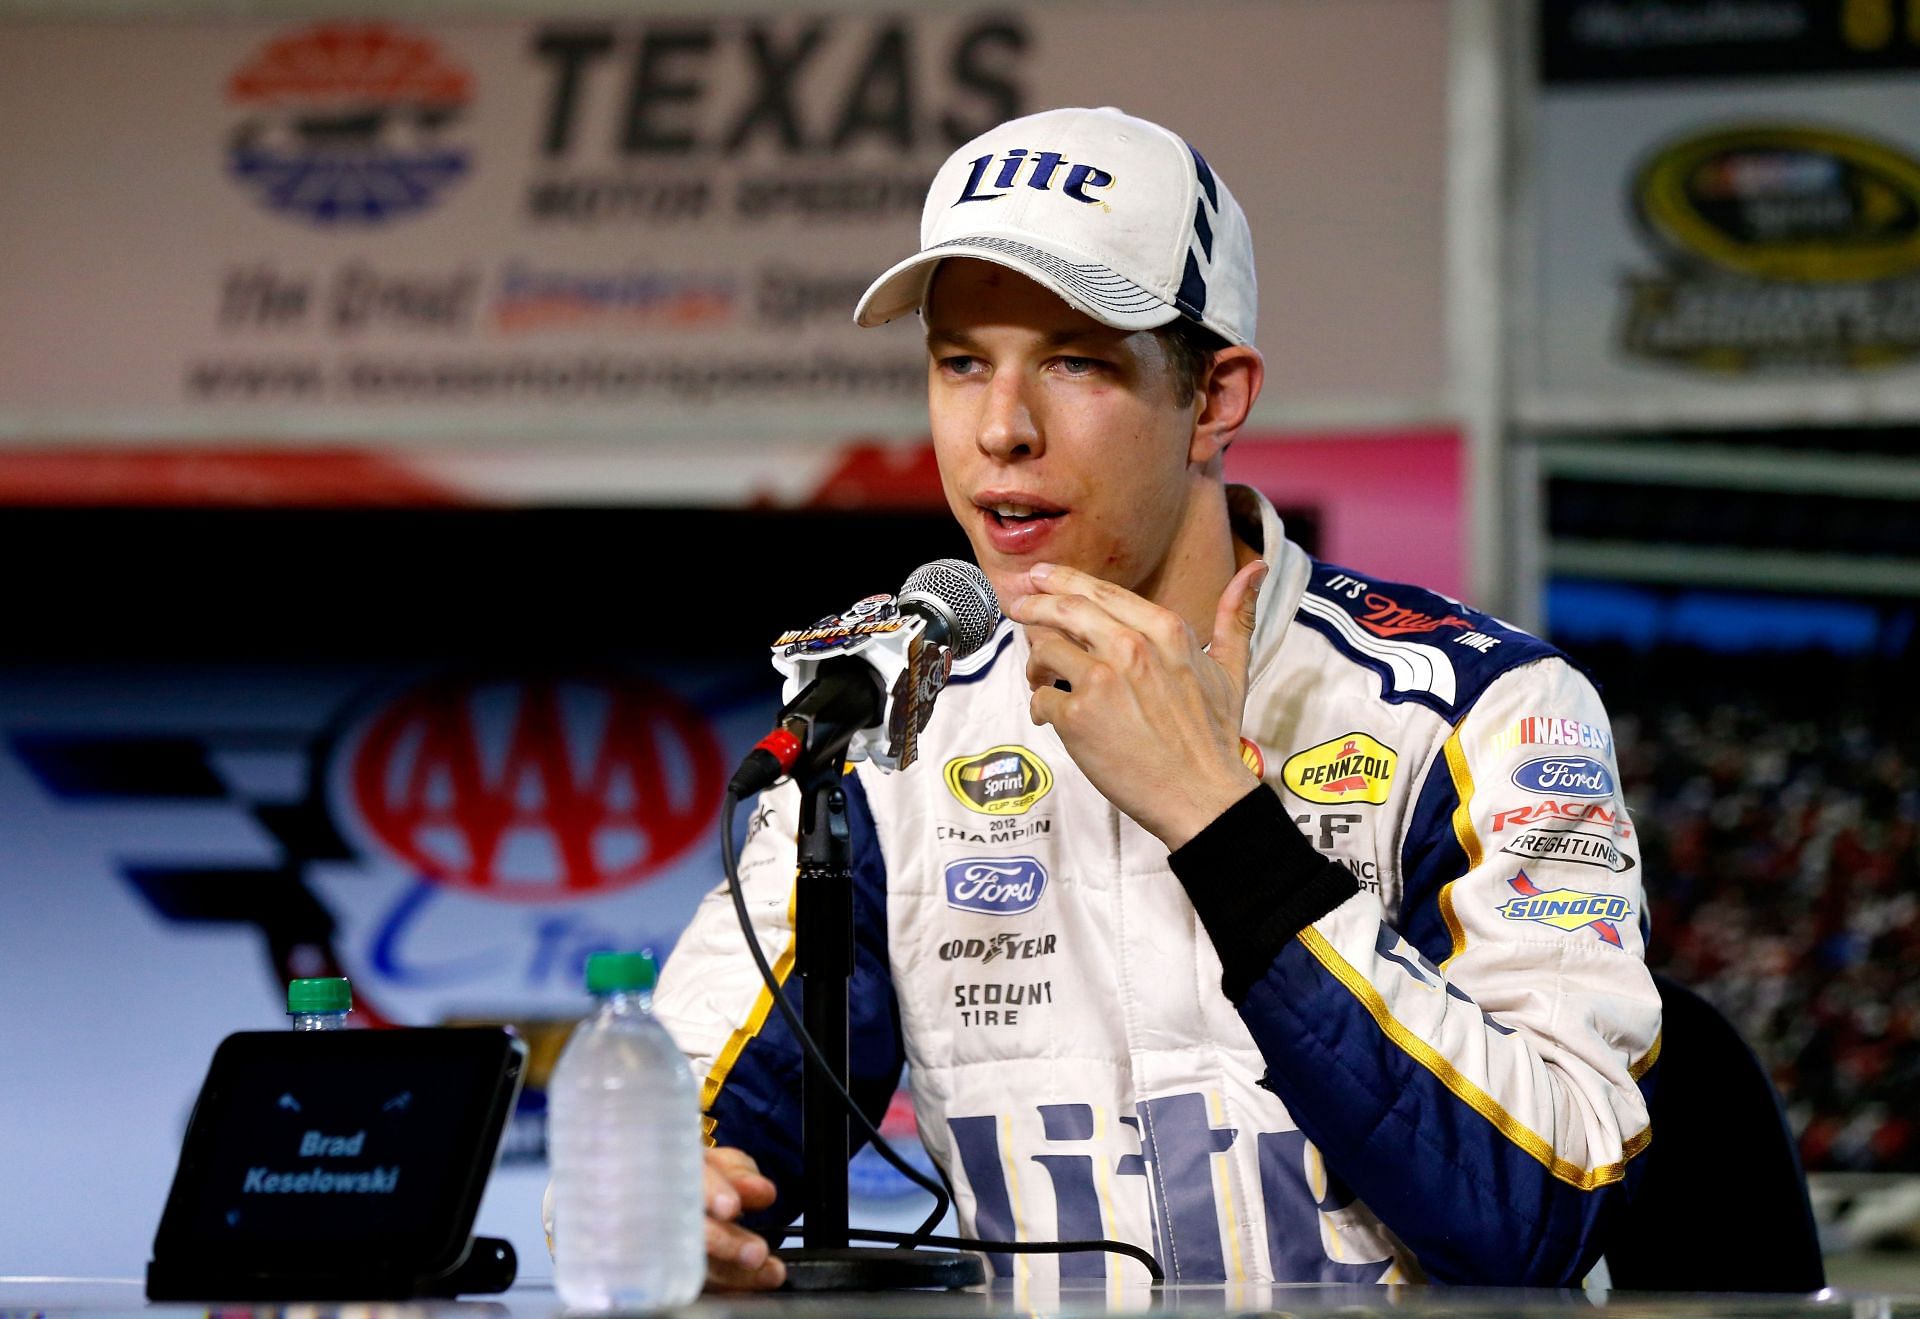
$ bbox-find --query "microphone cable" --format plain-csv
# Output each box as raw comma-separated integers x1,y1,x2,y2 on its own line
719,788,1164,1283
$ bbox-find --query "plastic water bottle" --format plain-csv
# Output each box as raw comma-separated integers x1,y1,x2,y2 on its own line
549,951,704,1309
287,977,352,1030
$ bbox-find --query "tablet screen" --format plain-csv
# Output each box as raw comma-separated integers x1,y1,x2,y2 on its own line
155,1029,523,1276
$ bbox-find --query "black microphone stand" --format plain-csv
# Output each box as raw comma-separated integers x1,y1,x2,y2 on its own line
776,737,985,1292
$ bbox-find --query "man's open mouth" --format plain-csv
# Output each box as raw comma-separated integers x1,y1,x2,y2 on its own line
982,500,1066,529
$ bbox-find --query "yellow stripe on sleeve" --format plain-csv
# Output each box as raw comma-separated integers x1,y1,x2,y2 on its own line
1630,1031,1663,1081
696,880,799,1143
1436,724,1481,969
1296,925,1650,1191
1442,723,1484,870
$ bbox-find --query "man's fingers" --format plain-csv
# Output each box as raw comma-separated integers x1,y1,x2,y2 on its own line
1027,562,1164,631
1009,590,1110,650
705,1146,777,1215
702,1149,786,1292
1025,632,1095,693
705,1230,786,1292
1206,560,1269,685
706,1216,773,1271
1024,562,1196,658
706,1146,763,1178
706,1253,788,1293
698,1151,741,1221
1029,681,1068,729
731,1170,778,1211
704,1159,741,1220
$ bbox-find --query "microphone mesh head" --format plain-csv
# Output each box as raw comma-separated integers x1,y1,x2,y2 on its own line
899,559,1001,658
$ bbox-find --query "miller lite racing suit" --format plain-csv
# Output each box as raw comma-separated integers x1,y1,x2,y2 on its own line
655,486,1660,1287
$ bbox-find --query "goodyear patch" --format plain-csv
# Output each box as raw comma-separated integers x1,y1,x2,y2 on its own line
1497,872,1630,947
1282,732,1397,805
944,745,1053,816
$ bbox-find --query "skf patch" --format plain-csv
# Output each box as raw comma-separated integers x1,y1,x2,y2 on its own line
944,745,1053,816
1282,732,1397,805
1498,872,1629,946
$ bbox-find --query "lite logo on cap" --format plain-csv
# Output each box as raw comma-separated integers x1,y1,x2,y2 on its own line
954,148,1114,206
854,105,1257,347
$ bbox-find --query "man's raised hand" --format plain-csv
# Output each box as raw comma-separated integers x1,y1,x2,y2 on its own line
1014,558,1268,849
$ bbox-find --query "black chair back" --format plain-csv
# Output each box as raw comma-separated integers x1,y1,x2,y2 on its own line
1605,973,1825,1292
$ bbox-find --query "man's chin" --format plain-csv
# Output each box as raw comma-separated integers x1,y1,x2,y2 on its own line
979,564,1031,616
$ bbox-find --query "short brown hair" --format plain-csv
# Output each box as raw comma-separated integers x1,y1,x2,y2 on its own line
1154,317,1229,408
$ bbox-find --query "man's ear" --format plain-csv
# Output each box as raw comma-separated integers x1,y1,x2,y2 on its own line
1189,346,1264,466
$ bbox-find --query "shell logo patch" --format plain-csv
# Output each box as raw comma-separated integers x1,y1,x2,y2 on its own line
1498,872,1629,947
1282,732,1397,805
1239,738,1266,777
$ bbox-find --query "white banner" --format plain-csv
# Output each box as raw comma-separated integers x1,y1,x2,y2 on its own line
0,2,1451,449
1521,0,1920,426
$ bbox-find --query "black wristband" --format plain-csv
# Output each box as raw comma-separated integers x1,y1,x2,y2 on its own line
1168,784,1361,1004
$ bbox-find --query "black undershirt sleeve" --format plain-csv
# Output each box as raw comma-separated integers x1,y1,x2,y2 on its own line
1167,784,1360,1004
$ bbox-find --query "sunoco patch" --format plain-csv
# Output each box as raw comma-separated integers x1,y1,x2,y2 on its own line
1498,872,1630,946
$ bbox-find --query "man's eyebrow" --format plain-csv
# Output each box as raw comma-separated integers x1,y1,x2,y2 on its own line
1042,326,1126,349
923,325,1128,350
924,324,983,351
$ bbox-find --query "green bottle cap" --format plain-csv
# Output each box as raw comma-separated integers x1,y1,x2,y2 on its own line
585,951,657,995
287,977,352,1014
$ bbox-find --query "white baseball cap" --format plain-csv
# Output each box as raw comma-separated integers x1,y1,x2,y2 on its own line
854,105,1257,346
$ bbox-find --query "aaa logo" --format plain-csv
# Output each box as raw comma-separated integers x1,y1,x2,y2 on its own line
348,673,724,901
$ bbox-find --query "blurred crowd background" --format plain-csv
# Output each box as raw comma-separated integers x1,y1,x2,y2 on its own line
1606,641,1920,1175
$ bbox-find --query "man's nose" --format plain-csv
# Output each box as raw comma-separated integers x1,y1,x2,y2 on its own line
976,369,1042,460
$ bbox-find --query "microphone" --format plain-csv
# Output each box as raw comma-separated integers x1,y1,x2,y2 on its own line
729,559,1000,795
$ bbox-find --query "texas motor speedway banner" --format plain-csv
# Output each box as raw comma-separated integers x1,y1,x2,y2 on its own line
0,3,1449,450
1521,0,1920,425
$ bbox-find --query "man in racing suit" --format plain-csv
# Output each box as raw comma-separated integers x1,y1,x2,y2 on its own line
655,106,1660,1290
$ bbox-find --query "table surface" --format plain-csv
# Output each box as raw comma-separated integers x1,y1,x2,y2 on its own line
4,1276,1918,1319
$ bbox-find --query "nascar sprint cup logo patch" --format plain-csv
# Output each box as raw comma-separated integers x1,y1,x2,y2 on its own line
943,745,1053,815
944,857,1047,915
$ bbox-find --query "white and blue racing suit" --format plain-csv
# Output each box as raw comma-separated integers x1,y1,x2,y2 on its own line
654,486,1660,1287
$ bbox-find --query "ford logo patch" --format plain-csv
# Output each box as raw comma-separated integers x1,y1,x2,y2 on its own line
1511,756,1615,800
944,856,1047,915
